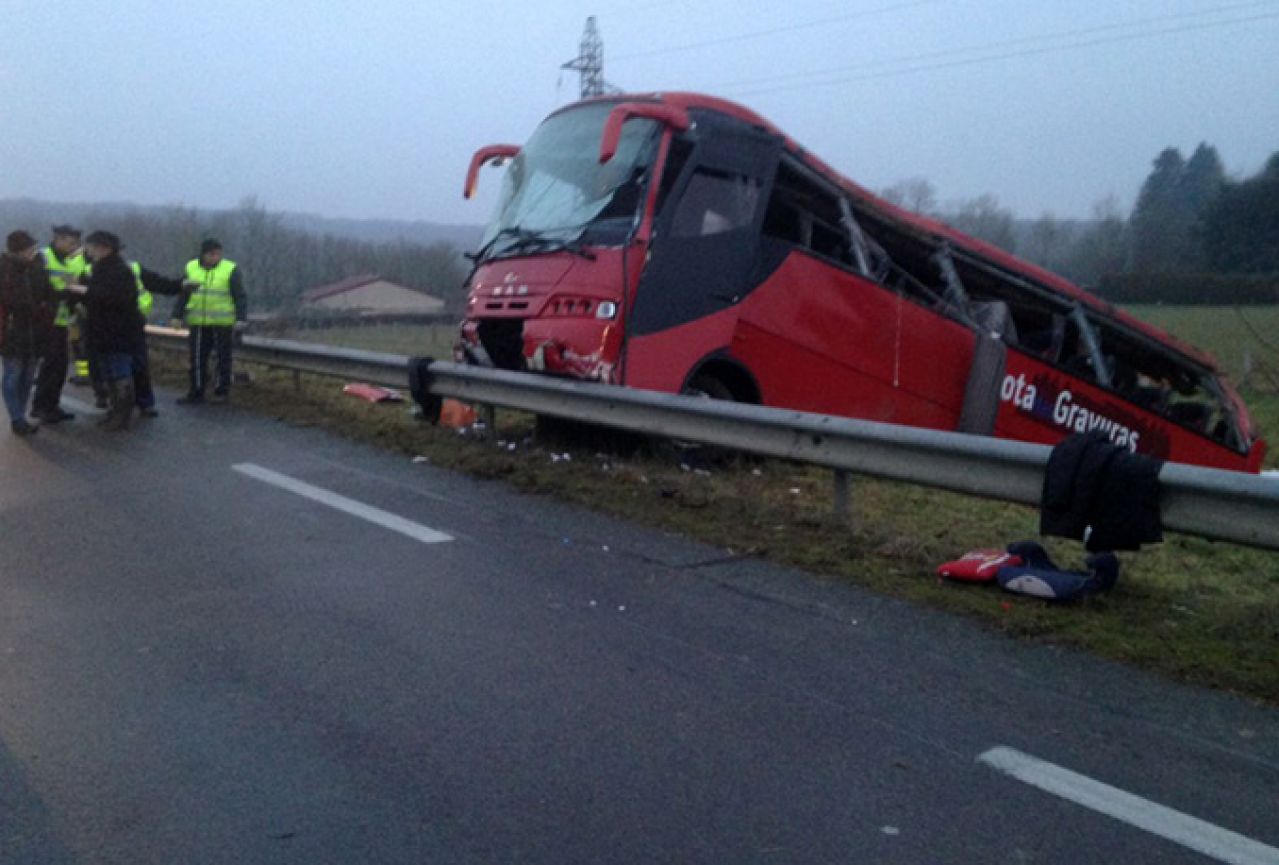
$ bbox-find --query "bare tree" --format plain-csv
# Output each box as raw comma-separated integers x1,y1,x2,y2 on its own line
879,177,938,216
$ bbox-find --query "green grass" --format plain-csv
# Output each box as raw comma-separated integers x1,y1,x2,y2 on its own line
1125,304,1279,469
281,323,458,360
152,307,1279,703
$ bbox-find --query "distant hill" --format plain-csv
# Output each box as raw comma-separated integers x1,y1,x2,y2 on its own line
278,212,484,251
0,197,485,253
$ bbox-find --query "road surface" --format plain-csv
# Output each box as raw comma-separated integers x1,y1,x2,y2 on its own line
1,390,1276,864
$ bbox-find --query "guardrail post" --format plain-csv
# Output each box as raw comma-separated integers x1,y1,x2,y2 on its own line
833,470,852,523
481,404,497,442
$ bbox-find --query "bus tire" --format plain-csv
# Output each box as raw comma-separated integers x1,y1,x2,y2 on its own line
683,373,735,402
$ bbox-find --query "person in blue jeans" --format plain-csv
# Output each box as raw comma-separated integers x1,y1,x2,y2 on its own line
1,230,56,436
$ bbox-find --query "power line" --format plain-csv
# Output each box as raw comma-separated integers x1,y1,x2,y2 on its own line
728,9,1279,98
700,0,1279,93
610,0,940,62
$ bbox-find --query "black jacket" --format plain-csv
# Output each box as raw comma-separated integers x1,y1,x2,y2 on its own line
0,253,55,359
83,252,139,354
1040,431,1164,552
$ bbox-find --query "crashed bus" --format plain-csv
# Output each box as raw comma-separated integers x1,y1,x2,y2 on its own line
458,92,1266,473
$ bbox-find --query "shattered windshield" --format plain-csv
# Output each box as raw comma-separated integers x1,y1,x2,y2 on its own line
479,103,660,260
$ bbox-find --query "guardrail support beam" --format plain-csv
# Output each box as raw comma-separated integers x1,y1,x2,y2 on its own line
833,470,852,523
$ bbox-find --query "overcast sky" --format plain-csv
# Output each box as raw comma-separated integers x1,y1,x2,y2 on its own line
3,0,1276,226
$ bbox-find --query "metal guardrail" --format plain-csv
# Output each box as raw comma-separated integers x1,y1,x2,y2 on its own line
146,326,1279,552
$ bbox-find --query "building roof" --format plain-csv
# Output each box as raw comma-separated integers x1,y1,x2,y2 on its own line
300,274,383,302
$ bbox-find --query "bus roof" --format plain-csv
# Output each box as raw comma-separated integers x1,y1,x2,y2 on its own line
569,90,1223,375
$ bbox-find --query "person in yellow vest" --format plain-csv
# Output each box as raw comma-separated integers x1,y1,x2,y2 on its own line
171,238,247,405
32,225,89,423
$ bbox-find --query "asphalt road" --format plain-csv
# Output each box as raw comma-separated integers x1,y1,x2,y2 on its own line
1,388,1276,864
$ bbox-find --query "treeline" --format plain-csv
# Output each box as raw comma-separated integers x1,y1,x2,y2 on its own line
880,146,1279,305
0,197,470,314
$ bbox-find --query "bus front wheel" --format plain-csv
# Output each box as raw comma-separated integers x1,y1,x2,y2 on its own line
682,374,735,402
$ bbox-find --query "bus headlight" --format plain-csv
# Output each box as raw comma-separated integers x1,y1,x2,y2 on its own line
596,301,618,320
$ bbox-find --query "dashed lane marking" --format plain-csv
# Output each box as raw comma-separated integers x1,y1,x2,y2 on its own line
232,462,453,545
978,746,1279,865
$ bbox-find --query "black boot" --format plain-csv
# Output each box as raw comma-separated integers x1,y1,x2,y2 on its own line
99,379,133,430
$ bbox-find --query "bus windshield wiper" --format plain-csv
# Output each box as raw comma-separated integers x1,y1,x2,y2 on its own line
486,227,597,262
466,226,534,264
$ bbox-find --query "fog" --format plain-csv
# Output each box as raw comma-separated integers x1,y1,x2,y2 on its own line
2,0,1275,224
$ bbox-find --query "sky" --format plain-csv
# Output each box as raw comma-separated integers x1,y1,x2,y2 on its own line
2,0,1277,226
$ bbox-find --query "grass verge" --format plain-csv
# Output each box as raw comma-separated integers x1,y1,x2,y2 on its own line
150,342,1279,704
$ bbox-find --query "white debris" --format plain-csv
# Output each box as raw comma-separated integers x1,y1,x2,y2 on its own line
880,826,900,837
789,488,801,495
617,605,626,612
412,456,429,464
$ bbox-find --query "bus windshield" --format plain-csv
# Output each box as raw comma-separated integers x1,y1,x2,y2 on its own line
479,103,660,260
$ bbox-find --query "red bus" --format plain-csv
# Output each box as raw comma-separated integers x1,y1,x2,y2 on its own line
458,92,1266,473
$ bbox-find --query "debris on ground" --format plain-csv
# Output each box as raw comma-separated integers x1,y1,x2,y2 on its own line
439,399,478,429
411,455,430,464
342,383,404,403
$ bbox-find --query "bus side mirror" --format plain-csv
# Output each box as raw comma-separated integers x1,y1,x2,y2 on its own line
464,144,520,199
599,103,691,165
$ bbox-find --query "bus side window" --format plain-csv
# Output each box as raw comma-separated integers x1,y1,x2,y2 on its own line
653,138,694,218
670,169,762,238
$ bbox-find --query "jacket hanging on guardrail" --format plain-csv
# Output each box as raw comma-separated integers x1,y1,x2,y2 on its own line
1040,431,1163,552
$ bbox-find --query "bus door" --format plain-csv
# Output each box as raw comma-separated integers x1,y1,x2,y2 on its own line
624,120,783,388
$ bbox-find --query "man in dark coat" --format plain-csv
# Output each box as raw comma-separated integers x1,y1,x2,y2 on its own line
76,231,140,430
0,230,56,436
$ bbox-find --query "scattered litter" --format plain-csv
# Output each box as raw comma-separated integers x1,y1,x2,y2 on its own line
589,600,598,607
551,452,573,463
411,455,429,464
617,605,626,612
562,537,572,545
507,443,517,452
679,462,691,473
880,826,900,837
602,545,610,552
693,468,711,477
789,488,801,495
342,383,404,403
497,440,507,447
751,468,763,477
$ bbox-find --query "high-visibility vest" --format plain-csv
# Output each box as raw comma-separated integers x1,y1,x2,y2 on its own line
183,259,237,326
83,260,151,316
41,247,89,327
132,262,153,317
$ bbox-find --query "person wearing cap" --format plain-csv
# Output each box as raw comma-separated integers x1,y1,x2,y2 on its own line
172,238,247,404
32,225,90,423
1,231,56,436
76,231,140,430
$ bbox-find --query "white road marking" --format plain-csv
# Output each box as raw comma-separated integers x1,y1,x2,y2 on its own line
978,746,1279,865
232,463,453,545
